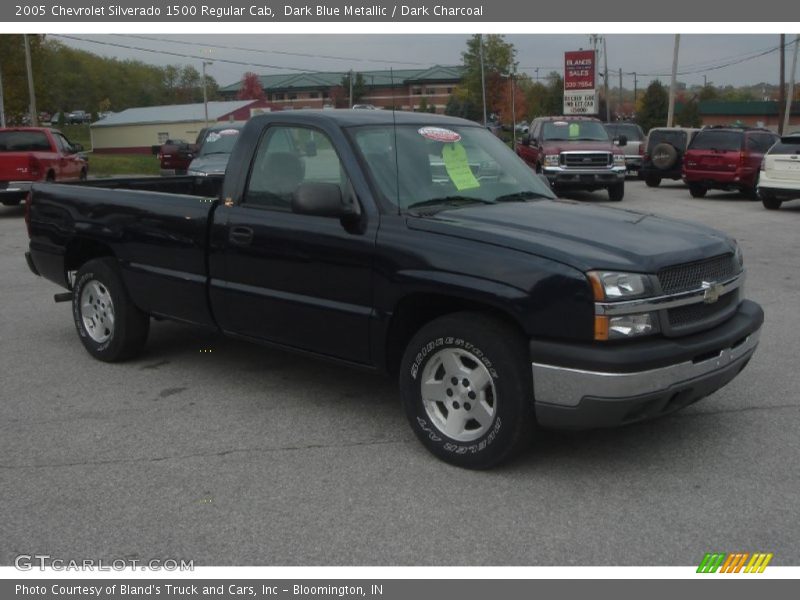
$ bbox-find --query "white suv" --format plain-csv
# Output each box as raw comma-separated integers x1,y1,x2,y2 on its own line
758,134,800,210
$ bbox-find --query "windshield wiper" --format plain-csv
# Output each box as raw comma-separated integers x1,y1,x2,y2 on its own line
406,196,495,213
494,190,551,203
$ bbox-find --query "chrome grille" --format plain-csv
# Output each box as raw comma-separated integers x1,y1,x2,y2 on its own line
562,152,611,168
658,254,740,295
667,291,737,330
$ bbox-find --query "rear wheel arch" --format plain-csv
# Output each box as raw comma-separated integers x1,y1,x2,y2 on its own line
64,238,116,284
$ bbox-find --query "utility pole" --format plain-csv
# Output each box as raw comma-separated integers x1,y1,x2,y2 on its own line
603,37,610,122
510,71,516,147
23,34,38,127
618,68,623,120
785,34,799,134
667,34,681,127
779,34,786,134
479,34,487,126
703,74,707,87
349,69,354,108
202,60,212,128
0,61,6,128
632,72,638,105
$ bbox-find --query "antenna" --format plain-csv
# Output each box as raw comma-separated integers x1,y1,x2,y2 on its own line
390,68,401,216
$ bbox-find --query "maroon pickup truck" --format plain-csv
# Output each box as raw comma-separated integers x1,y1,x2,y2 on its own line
158,139,196,176
516,116,627,201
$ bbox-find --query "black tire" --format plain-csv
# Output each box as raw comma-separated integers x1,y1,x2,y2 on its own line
79,168,88,181
46,171,55,182
607,182,625,202
744,172,759,200
72,258,149,362
760,190,782,210
399,312,533,469
644,175,661,188
689,184,707,198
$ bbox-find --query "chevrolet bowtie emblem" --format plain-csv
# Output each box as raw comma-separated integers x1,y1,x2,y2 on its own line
702,281,724,304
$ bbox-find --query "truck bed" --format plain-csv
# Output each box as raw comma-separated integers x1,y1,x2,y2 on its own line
28,176,225,327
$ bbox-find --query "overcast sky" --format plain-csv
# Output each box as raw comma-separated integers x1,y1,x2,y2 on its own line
52,34,795,90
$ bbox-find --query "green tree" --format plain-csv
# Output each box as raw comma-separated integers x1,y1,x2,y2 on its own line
677,97,702,127
340,72,367,105
445,91,481,121
637,80,669,133
698,85,718,101
460,34,517,121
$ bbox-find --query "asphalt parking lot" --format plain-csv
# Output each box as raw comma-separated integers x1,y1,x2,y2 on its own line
1,179,798,566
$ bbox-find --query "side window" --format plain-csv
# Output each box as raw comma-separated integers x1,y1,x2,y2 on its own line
244,126,350,211
55,134,72,153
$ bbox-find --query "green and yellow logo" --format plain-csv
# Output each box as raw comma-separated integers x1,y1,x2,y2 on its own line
697,552,773,573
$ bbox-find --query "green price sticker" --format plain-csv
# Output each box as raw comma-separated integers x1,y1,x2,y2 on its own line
569,123,580,138
442,143,480,191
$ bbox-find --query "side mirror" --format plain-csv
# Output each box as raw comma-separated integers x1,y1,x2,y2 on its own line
291,182,359,219
616,135,628,146
520,134,531,146
72,143,84,153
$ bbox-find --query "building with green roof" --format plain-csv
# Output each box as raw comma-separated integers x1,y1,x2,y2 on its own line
219,66,465,113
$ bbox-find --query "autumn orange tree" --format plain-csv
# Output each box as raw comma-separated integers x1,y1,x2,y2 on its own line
237,72,266,101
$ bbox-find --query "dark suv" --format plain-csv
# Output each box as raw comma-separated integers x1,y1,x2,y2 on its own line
682,126,779,198
640,127,699,187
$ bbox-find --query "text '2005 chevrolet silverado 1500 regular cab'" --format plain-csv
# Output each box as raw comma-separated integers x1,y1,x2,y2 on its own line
25,111,764,469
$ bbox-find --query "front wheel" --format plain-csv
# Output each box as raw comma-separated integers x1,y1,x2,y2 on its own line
399,312,533,469
607,182,624,202
72,258,150,362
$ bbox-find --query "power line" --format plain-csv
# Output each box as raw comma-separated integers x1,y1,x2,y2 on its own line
113,34,429,66
54,35,344,74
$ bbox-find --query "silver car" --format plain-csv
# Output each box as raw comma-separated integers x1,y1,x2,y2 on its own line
604,122,645,174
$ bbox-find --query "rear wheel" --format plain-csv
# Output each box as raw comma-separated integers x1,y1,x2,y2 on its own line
399,312,533,469
760,190,782,210
46,171,55,182
644,175,662,188
689,184,707,198
72,258,149,362
79,168,88,181
607,182,625,202
744,172,760,200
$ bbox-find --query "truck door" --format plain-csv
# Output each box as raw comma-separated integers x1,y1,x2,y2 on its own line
211,125,376,364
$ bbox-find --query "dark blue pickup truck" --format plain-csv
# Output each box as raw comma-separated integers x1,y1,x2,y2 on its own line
25,110,763,469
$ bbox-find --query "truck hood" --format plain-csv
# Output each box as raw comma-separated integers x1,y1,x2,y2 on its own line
407,200,735,273
541,140,616,154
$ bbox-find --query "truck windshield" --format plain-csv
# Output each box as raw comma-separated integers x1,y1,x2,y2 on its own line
351,124,555,212
198,127,242,156
542,120,609,142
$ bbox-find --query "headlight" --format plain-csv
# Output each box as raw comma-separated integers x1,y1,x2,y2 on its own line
544,154,560,167
613,154,626,167
594,312,660,341
734,244,744,268
587,271,654,301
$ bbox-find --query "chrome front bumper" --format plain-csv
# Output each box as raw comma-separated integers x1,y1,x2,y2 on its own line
531,324,760,429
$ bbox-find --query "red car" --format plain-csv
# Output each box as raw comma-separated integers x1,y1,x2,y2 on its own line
682,126,779,198
0,127,88,206
158,138,196,176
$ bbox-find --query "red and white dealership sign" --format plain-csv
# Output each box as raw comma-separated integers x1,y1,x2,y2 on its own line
563,50,597,115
